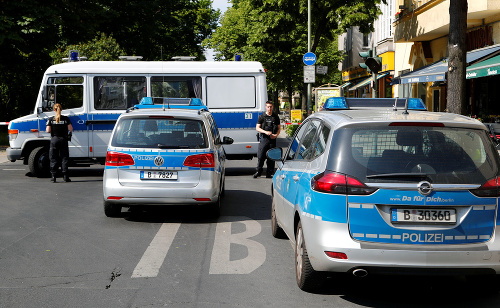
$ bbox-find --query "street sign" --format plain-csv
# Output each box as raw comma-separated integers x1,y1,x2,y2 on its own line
304,66,315,83
316,66,328,74
303,52,317,66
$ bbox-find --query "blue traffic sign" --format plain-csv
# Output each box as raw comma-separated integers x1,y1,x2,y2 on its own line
303,52,316,66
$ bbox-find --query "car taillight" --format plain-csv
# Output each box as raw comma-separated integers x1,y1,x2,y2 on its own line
470,177,500,197
183,153,215,168
105,151,135,166
8,129,18,141
311,171,377,195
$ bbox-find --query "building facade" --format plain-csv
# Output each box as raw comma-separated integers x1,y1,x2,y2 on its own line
338,0,397,98
393,0,500,118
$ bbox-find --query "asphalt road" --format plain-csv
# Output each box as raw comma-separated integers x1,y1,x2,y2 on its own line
1,145,500,307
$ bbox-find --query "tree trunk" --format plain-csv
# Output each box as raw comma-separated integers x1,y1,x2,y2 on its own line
447,0,468,114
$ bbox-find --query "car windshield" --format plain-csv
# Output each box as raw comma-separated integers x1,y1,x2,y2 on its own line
111,117,207,149
327,125,500,184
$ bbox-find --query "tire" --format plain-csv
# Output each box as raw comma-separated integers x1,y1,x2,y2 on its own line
295,221,326,292
104,201,122,217
28,146,50,178
271,197,287,239
210,196,221,219
220,177,226,198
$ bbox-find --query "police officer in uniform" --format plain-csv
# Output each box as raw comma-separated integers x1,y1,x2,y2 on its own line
254,101,281,178
46,103,73,183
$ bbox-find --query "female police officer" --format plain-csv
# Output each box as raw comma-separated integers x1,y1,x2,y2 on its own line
46,103,73,183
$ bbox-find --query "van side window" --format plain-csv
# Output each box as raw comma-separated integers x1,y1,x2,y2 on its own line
45,77,84,111
151,77,202,98
94,76,146,110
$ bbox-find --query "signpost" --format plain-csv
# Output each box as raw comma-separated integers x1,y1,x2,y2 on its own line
304,66,316,83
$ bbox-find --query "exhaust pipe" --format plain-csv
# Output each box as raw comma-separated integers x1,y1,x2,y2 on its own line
352,269,368,278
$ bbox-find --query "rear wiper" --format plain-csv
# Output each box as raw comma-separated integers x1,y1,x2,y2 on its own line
366,173,430,180
156,144,180,149
156,144,189,149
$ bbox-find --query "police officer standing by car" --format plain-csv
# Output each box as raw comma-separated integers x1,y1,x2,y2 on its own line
254,101,281,178
46,103,73,183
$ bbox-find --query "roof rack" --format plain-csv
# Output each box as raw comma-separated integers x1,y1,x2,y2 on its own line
126,97,208,113
321,97,427,113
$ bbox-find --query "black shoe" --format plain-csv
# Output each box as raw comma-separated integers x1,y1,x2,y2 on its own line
63,175,71,182
51,175,56,183
253,172,261,178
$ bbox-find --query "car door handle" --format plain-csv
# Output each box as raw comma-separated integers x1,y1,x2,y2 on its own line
293,175,299,182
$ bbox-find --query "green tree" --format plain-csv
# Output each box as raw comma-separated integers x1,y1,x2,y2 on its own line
50,33,125,63
204,0,383,110
0,0,219,121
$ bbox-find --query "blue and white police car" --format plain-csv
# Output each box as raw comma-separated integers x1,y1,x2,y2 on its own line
267,97,500,291
103,97,233,218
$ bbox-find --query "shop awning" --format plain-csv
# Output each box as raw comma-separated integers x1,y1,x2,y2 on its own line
347,72,391,91
398,44,500,84
340,82,351,88
466,54,500,79
348,77,371,91
399,59,448,84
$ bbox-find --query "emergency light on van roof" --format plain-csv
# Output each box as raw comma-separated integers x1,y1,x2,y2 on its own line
322,97,427,111
132,97,208,111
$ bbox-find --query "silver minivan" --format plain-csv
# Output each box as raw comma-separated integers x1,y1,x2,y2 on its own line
102,98,233,217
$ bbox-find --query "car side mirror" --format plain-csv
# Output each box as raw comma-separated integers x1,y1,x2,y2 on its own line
266,147,283,161
222,136,234,145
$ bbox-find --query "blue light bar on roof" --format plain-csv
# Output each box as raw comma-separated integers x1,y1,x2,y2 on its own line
322,97,348,110
407,98,427,110
135,97,207,111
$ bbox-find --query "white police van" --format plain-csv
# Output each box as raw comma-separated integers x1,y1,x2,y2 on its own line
267,97,500,291
103,97,232,218
7,59,267,177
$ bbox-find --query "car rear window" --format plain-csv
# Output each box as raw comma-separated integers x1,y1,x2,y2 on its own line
327,126,500,184
111,117,207,149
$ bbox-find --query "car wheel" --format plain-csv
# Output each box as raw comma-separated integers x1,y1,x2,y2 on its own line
220,177,226,198
271,197,286,239
295,221,326,292
104,201,122,217
209,194,221,219
28,146,50,178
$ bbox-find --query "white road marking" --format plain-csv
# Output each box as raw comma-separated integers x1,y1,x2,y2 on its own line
209,216,266,274
132,223,180,278
2,169,26,171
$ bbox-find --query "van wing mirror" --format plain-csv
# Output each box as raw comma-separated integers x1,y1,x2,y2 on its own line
266,147,283,162
222,136,234,145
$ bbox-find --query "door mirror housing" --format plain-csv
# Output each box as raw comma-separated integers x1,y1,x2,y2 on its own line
222,136,234,145
266,147,283,161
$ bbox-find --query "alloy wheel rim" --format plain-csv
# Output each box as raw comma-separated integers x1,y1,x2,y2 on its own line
296,227,303,279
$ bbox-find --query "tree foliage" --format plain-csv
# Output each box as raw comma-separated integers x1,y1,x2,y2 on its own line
204,0,384,106
0,0,219,121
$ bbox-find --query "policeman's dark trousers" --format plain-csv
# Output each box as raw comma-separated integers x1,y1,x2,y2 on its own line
256,138,276,175
49,136,69,176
